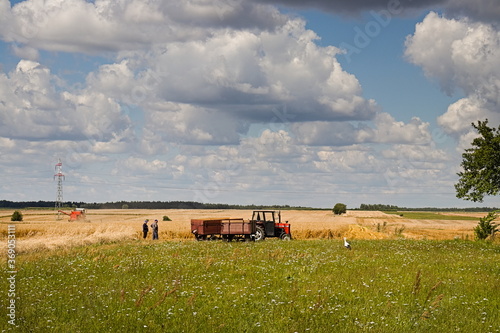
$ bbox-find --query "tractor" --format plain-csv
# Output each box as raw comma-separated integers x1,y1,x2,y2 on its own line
251,210,291,241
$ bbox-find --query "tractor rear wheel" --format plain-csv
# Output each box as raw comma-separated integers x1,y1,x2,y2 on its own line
254,226,265,241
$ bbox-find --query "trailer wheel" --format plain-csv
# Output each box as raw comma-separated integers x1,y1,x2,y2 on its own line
195,234,206,241
254,226,265,241
280,233,291,241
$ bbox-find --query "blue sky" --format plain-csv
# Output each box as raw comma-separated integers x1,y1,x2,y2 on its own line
304,9,460,123
1,0,499,208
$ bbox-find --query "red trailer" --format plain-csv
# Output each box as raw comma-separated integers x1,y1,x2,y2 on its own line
191,218,256,241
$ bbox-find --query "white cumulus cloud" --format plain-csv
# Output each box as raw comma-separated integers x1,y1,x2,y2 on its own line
0,60,133,143
405,12,500,140
291,113,431,146
0,0,287,54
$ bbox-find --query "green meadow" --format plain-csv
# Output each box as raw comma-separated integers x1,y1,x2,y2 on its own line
3,239,500,332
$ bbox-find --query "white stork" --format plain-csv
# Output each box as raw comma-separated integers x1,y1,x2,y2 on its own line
344,237,351,250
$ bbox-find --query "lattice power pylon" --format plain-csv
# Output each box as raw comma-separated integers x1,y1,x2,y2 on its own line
54,159,65,220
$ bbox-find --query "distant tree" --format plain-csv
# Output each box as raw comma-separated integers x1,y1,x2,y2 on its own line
122,204,129,209
474,210,499,240
360,203,400,211
455,119,500,202
11,210,23,221
333,203,347,215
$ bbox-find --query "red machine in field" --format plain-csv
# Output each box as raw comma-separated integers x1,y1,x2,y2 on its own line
191,210,292,241
251,210,291,241
58,208,86,221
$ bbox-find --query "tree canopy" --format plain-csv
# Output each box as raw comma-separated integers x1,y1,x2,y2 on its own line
333,203,347,215
455,119,500,202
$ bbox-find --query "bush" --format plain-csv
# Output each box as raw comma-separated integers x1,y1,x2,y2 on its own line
11,210,23,221
333,203,347,215
474,211,499,240
163,216,171,221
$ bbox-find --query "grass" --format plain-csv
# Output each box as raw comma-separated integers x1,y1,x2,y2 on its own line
383,211,479,220
2,239,499,332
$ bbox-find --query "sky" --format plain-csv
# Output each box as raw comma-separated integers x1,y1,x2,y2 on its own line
1,0,499,208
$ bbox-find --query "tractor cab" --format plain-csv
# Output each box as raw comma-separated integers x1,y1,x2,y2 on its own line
251,210,291,241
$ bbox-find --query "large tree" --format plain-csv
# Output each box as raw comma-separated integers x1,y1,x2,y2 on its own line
333,203,347,215
455,119,500,202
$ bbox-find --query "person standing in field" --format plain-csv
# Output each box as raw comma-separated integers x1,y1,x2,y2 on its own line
151,219,159,240
143,219,149,239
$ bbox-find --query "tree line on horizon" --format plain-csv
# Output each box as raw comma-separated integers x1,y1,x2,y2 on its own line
358,203,498,212
0,200,315,210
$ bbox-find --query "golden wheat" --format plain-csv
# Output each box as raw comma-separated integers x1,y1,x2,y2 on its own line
0,209,487,254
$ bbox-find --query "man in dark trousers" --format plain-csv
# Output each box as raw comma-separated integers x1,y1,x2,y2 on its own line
151,219,159,240
143,219,149,239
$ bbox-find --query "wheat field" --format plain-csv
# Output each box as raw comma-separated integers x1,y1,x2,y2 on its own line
0,209,487,254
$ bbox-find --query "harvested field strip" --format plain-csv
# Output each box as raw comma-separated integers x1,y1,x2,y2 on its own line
383,211,480,220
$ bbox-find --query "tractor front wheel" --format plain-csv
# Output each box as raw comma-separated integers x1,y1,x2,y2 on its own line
254,226,265,241
280,233,291,241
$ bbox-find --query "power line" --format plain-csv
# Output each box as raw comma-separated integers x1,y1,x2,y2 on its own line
54,159,64,219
